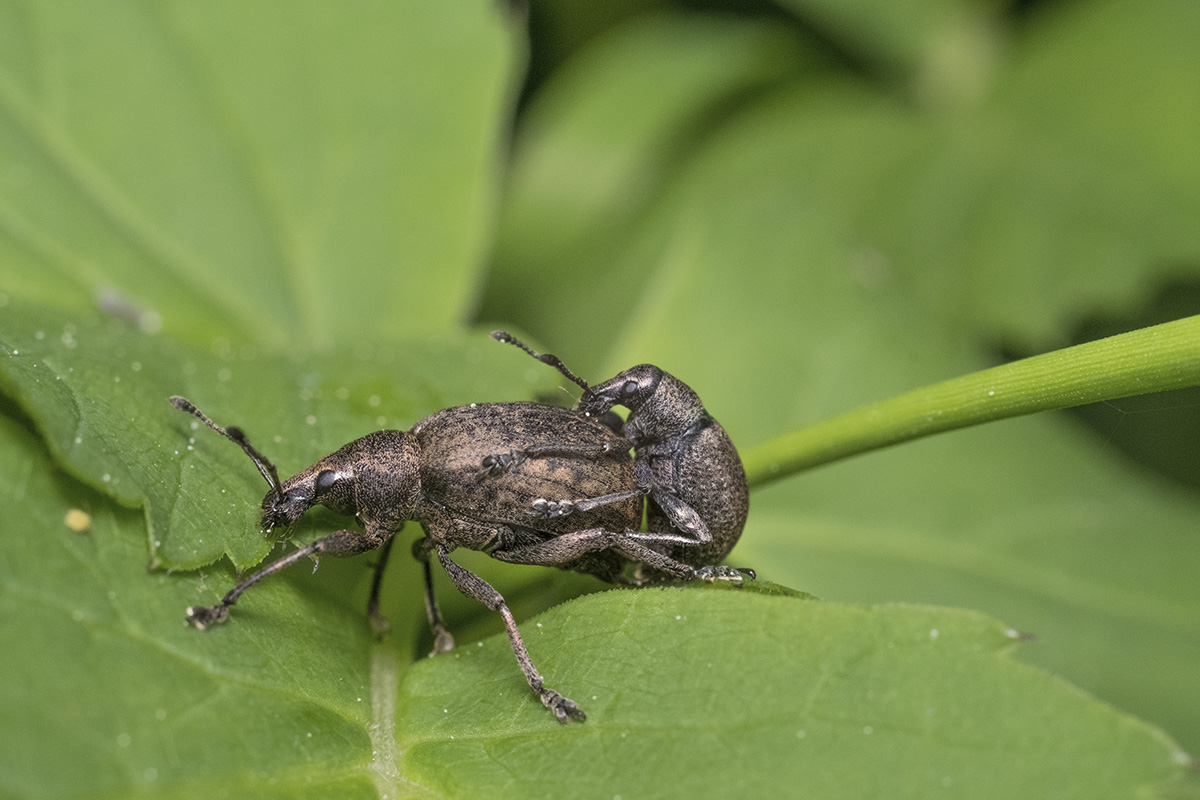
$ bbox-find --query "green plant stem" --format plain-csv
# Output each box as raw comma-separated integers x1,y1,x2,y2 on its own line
743,315,1200,488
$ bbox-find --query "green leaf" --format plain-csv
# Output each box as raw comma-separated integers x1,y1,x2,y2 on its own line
0,0,517,348
774,0,1003,97
0,410,380,798
484,13,815,367
1,410,1193,797
398,592,1194,799
0,300,563,570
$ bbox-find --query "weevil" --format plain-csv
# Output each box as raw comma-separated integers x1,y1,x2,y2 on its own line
483,332,752,582
170,394,723,721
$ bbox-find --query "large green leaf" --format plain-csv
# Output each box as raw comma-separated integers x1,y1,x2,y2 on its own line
0,0,516,348
0,300,566,570
1,407,1194,797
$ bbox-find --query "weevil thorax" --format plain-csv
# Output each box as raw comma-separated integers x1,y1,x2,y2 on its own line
260,430,421,532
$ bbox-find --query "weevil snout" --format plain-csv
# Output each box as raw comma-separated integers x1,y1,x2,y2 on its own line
260,487,311,531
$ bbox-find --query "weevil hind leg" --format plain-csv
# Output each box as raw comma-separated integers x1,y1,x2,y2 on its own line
435,545,585,723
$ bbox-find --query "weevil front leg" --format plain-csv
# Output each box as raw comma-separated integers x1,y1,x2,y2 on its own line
186,527,390,629
434,544,586,723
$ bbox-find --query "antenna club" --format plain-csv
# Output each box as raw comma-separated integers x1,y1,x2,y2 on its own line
491,330,591,392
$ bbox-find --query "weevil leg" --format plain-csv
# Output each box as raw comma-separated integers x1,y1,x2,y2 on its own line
529,488,646,519
411,536,455,655
478,439,632,478
435,545,585,723
366,532,399,637
528,487,711,546
492,529,753,584
644,486,710,543
529,462,712,546
489,528,621,566
186,527,389,629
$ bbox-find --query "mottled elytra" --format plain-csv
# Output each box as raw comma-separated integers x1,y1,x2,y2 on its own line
169,387,740,722
486,332,753,582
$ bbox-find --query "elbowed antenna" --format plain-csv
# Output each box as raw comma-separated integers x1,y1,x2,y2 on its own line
490,330,591,394
169,395,282,492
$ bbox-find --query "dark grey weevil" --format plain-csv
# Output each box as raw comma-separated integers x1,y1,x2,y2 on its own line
483,332,752,583
169,393,733,722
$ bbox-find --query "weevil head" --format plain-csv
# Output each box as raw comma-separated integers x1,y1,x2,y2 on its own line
170,397,423,535
579,365,706,444
577,364,660,421
259,464,354,531
261,430,421,533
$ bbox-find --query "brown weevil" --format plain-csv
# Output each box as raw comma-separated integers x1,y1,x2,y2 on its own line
485,332,752,583
170,393,725,722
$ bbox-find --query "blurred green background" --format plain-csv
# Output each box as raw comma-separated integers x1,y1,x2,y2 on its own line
1,0,1198,797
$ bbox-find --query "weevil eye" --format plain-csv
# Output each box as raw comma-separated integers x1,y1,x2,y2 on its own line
620,379,640,398
314,469,341,494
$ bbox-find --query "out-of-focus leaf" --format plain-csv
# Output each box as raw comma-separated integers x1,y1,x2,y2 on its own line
774,0,1003,99
483,14,814,368
0,0,517,349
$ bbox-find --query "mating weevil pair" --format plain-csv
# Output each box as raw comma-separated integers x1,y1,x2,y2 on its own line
171,332,751,722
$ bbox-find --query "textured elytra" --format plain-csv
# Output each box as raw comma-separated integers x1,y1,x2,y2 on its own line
414,402,639,581
414,402,636,534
